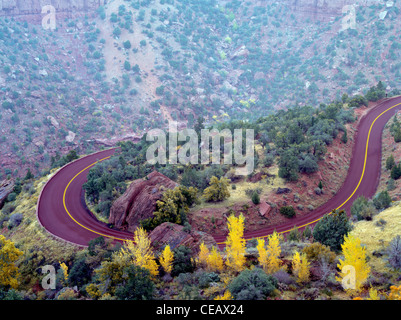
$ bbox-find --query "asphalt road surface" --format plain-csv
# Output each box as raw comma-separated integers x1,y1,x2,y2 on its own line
36,96,401,247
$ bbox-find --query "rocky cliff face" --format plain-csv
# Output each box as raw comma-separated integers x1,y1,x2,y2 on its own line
0,0,382,22
0,0,382,20
250,0,381,21
109,171,178,233
0,0,106,17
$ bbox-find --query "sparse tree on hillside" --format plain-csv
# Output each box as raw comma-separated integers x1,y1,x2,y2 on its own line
387,235,401,271
341,129,348,144
24,168,34,180
256,238,269,272
266,232,283,274
0,235,23,289
159,245,174,274
278,149,299,181
292,251,310,284
207,246,224,272
251,191,260,204
171,246,195,277
203,176,230,202
351,196,377,221
228,268,278,300
386,154,395,170
141,186,198,230
114,265,155,300
391,163,401,180
197,242,209,268
373,190,392,210
313,210,351,251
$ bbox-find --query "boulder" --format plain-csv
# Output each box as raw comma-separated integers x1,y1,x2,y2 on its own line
258,202,272,217
276,187,291,194
39,69,48,77
254,71,265,80
65,131,76,143
149,222,217,254
47,116,59,129
230,45,249,60
0,179,14,209
109,171,178,232
224,98,234,108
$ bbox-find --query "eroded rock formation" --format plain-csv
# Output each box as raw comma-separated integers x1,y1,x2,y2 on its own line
109,171,178,233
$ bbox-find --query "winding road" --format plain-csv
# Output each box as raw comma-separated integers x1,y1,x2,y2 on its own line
37,96,401,248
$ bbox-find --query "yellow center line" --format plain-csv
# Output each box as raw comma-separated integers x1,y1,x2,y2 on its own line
63,155,129,242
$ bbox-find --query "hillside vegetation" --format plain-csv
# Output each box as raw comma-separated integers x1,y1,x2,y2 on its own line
2,0,401,180
1,0,401,302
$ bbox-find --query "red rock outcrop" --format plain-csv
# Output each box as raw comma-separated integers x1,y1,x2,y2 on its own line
149,222,217,254
287,0,354,20
0,179,14,209
109,171,178,233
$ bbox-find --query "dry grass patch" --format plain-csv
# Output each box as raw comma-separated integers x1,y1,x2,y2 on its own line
351,202,401,273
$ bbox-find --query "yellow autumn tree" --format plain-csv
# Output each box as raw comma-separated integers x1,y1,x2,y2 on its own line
86,283,102,299
266,232,283,274
257,238,268,271
159,245,174,274
118,227,159,277
336,234,370,295
387,285,401,300
292,251,310,284
214,290,233,300
59,261,69,284
0,235,24,289
207,246,224,272
225,214,246,272
367,287,380,300
197,241,210,267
